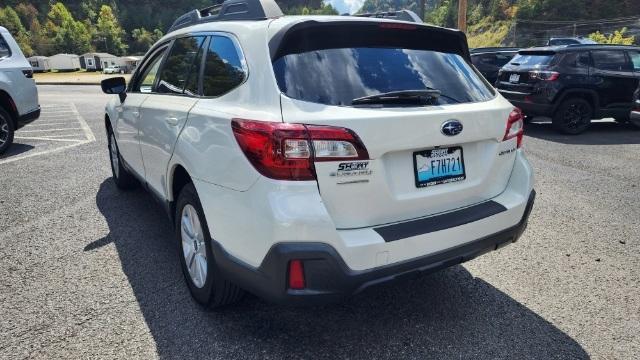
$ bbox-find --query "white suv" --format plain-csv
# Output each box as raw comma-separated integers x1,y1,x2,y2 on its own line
0,26,40,154
102,0,535,307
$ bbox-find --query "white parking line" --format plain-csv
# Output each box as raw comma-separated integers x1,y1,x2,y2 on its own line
24,122,72,127
21,128,82,133
14,136,85,143
0,102,95,165
19,128,83,133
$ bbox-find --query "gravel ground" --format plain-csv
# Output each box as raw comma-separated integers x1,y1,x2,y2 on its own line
0,85,638,359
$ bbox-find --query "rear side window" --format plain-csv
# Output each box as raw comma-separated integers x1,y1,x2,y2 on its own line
157,36,206,95
273,48,493,106
592,50,631,71
626,50,640,71
560,51,591,68
202,36,246,97
0,35,11,59
510,53,555,66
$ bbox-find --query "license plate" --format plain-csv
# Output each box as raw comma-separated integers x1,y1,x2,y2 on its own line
413,147,465,188
509,73,520,83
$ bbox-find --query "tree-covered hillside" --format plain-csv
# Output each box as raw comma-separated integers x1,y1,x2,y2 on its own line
358,0,640,47
0,0,337,56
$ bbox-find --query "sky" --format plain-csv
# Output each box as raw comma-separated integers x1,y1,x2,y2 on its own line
326,0,365,14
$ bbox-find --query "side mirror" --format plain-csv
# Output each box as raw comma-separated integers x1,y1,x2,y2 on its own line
101,77,127,102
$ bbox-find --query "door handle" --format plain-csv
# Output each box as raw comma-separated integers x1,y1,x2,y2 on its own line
165,117,180,126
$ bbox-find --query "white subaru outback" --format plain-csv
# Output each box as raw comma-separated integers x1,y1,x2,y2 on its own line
0,26,40,154
102,0,535,307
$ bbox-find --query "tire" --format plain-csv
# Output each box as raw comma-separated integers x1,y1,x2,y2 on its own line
175,183,244,308
552,98,593,134
0,107,15,155
107,130,138,189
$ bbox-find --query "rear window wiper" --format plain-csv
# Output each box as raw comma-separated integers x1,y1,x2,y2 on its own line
351,89,463,106
351,89,441,106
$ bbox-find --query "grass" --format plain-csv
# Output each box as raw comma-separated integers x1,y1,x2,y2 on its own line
466,17,513,48
34,70,132,84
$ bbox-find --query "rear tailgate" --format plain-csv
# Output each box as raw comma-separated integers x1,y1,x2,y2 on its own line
281,96,518,229
272,19,519,229
497,50,556,94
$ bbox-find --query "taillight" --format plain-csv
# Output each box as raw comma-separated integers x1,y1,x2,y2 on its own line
231,119,369,181
503,108,524,148
22,69,33,78
529,70,559,81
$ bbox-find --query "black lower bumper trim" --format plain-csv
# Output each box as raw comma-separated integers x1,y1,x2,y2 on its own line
374,200,507,242
16,106,40,129
213,190,536,306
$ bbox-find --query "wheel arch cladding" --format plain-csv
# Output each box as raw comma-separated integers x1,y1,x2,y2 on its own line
0,90,18,127
556,89,598,111
170,165,193,212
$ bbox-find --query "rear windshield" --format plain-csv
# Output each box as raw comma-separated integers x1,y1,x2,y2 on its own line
273,47,494,106
510,53,555,66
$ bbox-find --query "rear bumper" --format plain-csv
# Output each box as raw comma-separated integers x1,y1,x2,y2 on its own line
498,89,553,117
215,190,536,306
16,106,40,129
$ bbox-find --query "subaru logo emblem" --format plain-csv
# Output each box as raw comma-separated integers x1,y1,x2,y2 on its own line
441,120,463,136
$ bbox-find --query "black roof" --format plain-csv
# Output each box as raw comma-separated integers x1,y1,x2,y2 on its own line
470,47,520,55
520,44,640,53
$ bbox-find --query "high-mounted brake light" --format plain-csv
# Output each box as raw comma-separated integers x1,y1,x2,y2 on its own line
529,70,559,81
231,119,369,181
503,108,524,148
378,23,417,30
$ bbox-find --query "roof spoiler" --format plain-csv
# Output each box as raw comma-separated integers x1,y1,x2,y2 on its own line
352,10,423,23
168,0,283,33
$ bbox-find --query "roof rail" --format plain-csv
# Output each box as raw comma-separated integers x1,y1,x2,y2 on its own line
353,10,423,23
168,0,283,33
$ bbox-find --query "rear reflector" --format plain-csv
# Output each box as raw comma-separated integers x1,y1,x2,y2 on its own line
503,108,524,148
231,119,369,180
288,260,305,290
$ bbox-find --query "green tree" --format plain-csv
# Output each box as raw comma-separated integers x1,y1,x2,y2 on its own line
0,6,33,56
94,5,128,56
589,27,635,45
46,2,92,55
130,27,164,55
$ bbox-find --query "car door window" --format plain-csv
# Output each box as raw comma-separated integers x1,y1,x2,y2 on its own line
561,51,591,68
157,36,206,95
628,51,640,72
202,35,246,97
0,35,10,59
134,47,168,93
592,50,631,72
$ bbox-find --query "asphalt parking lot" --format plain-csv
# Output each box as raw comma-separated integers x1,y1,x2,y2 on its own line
1,85,638,359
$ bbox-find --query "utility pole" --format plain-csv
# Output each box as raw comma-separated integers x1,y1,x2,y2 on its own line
457,0,467,33
417,0,425,21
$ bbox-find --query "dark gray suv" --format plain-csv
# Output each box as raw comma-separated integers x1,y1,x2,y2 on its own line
497,45,640,134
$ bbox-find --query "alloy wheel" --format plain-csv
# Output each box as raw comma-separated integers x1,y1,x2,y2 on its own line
181,204,208,288
0,116,8,146
562,103,589,130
